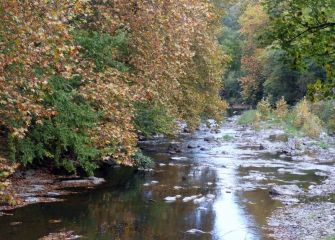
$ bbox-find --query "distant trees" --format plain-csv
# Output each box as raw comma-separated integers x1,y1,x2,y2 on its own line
263,0,335,100
220,0,333,105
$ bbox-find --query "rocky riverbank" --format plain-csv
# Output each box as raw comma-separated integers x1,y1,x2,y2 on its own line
233,117,335,240
0,169,105,212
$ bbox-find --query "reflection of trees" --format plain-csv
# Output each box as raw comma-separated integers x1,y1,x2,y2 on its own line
241,190,281,226
77,163,217,240
0,143,220,240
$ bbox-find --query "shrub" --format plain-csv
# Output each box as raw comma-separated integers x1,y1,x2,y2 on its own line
133,150,154,169
292,98,310,128
256,98,272,120
10,76,100,176
292,98,323,138
133,101,176,138
311,100,335,134
274,96,288,120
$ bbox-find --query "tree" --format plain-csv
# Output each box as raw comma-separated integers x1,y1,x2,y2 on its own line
264,0,335,99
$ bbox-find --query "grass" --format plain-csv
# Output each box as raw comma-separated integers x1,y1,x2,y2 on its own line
237,110,258,125
322,235,335,240
221,134,234,141
312,141,330,150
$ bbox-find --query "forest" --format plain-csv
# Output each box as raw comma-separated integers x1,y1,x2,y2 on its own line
0,0,334,240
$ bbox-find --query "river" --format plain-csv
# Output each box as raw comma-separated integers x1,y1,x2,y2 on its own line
0,116,330,240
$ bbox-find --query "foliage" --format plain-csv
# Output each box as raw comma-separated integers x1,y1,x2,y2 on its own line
274,97,288,120
238,3,268,104
263,0,335,72
256,98,272,120
291,98,323,138
263,0,335,100
133,102,176,138
132,150,154,170
239,98,325,138
311,100,335,133
0,0,228,173
307,80,335,101
12,77,100,175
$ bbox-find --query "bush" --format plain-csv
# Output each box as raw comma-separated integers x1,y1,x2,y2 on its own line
10,76,100,176
274,96,288,120
256,98,272,120
133,101,176,138
291,98,323,138
311,100,335,134
133,150,154,169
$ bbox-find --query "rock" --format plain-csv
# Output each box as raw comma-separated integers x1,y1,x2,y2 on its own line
193,197,206,204
206,194,215,199
183,128,191,133
170,157,187,161
88,177,105,185
45,192,61,197
269,185,304,196
25,197,40,203
207,182,213,186
269,134,289,142
151,181,159,184
61,177,105,187
259,144,265,150
167,143,182,153
187,144,197,149
183,195,199,202
197,207,207,211
48,219,62,224
10,222,22,226
30,185,45,192
200,147,209,151
173,186,183,190
185,229,209,235
204,137,215,142
159,163,166,167
164,196,177,202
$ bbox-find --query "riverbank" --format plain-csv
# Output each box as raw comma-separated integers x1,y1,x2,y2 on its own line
0,169,105,212
234,115,335,239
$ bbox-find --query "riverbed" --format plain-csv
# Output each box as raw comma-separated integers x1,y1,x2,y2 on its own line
0,116,334,240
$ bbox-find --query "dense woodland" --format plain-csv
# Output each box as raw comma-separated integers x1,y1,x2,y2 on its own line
0,0,334,177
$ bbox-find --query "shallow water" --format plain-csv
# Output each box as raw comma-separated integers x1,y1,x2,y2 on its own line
0,118,330,240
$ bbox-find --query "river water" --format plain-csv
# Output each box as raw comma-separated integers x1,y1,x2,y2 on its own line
0,117,328,240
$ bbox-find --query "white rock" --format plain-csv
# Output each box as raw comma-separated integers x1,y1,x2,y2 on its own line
186,229,208,234
193,197,206,204
151,181,159,184
164,196,177,202
173,186,183,190
170,157,188,161
206,194,215,199
182,195,198,202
